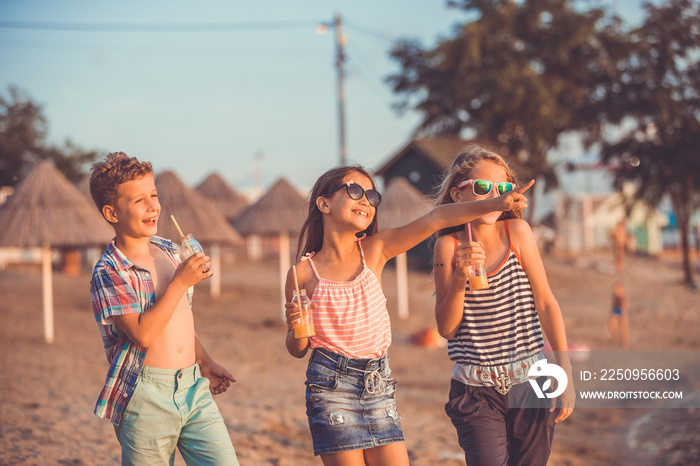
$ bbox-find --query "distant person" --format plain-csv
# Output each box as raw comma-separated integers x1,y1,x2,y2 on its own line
88,152,239,465
608,282,630,348
283,164,532,466
432,145,575,466
610,219,630,274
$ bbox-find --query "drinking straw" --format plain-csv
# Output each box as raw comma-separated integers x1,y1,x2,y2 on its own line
466,223,475,277
171,215,195,255
292,265,303,309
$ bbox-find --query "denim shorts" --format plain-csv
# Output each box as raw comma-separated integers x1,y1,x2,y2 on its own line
305,347,405,456
114,363,239,466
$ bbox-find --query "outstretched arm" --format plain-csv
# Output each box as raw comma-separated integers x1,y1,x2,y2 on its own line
373,180,533,265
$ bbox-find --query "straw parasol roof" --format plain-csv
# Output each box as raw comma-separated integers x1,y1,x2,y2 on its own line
233,177,307,236
0,160,114,344
195,173,249,222
0,161,113,247
155,171,244,246
378,176,434,230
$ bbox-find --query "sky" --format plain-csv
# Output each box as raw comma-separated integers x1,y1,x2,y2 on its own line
0,0,649,196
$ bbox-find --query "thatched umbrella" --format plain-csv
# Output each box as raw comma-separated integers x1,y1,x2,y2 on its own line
233,178,307,318
196,173,249,222
378,177,433,320
0,161,114,343
74,173,106,269
155,171,244,298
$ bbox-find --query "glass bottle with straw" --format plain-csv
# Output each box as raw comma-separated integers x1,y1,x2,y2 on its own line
171,215,210,274
466,223,489,290
292,265,315,338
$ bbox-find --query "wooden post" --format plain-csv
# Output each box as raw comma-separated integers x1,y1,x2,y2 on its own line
279,232,290,322
210,243,221,299
248,234,262,261
42,244,55,344
396,252,409,320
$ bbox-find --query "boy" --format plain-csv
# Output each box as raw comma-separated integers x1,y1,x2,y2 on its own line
89,152,239,465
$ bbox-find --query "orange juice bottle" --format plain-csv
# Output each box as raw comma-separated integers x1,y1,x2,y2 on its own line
292,289,315,339
465,223,488,290
468,274,489,290
468,263,489,291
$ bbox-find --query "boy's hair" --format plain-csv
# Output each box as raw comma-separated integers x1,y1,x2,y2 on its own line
89,152,153,217
297,165,379,260
434,143,522,237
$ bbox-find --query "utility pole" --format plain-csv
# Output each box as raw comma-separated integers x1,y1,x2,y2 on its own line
317,13,347,165
334,13,347,165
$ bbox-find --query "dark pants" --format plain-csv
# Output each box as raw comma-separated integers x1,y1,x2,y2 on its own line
445,378,556,466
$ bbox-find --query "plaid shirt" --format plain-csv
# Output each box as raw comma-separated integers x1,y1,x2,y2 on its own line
90,236,192,425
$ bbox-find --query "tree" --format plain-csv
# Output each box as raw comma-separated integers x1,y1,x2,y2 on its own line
0,86,47,186
0,86,96,186
387,0,627,220
599,0,700,287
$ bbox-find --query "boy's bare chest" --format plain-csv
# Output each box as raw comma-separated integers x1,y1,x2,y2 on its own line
151,253,176,295
131,247,176,295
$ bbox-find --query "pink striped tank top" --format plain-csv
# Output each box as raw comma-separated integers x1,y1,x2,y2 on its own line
303,241,392,359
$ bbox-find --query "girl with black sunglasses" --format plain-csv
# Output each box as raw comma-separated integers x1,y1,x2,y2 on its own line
283,163,532,466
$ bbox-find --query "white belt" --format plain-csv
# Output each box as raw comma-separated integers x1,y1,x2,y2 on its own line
451,352,544,395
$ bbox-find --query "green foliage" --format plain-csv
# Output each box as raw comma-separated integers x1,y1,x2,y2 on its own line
388,0,628,191
0,86,97,186
599,0,700,285
387,0,700,283
600,0,700,203
0,86,47,186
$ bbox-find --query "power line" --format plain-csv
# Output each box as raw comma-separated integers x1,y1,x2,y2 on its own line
0,19,317,33
344,20,397,44
0,18,402,44
0,39,326,59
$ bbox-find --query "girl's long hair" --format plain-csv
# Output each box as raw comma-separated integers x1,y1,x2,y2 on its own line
434,144,522,238
296,165,380,261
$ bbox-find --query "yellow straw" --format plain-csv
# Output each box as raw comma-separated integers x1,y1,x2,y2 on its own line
171,215,195,255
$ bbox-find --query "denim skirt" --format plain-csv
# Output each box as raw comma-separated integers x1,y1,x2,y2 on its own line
305,347,405,456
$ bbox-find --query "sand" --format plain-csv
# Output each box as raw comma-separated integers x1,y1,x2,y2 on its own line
1,249,698,465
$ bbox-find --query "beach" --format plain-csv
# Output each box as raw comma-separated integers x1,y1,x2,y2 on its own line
1,249,698,465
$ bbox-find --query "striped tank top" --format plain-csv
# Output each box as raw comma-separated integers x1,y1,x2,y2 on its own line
303,241,392,359
448,221,544,366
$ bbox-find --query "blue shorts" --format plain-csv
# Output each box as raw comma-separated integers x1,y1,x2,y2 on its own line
114,363,239,466
305,348,405,456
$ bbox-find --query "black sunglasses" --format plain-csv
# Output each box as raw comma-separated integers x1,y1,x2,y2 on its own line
324,181,382,207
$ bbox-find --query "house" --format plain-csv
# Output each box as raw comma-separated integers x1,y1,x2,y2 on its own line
554,187,669,256
375,138,471,269
375,138,471,195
